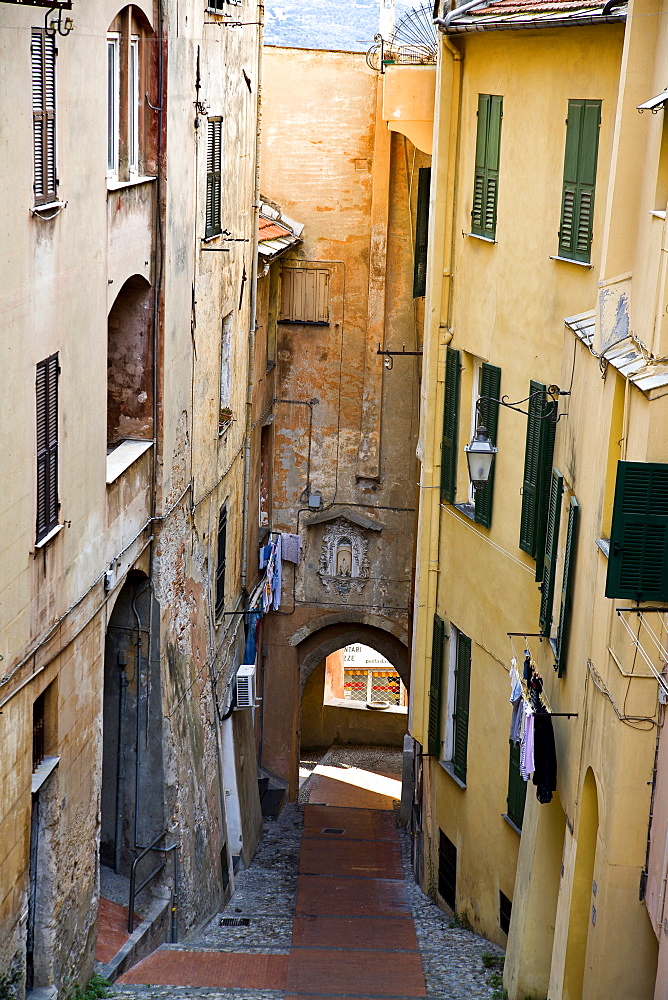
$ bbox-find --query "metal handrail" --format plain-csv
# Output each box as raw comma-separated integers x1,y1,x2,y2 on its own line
128,831,179,942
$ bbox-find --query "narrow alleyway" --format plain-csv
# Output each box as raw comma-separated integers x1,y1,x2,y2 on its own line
108,749,502,1000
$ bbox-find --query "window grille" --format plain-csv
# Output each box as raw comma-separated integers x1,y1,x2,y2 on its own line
215,506,227,619
438,831,457,910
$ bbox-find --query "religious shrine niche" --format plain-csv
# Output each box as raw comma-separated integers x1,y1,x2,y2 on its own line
318,517,371,597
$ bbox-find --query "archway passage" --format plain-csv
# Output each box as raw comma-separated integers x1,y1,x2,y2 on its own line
107,275,154,447
297,624,409,811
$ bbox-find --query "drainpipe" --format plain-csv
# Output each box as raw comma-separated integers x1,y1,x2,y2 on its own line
436,0,489,28
241,0,265,593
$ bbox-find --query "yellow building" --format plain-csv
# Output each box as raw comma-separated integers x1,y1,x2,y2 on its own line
409,0,668,995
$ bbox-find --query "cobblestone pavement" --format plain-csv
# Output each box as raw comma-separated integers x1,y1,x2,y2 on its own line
110,747,504,1000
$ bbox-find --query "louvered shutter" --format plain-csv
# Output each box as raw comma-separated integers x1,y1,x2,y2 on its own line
471,95,502,240
558,100,600,263
605,462,668,601
453,631,471,783
556,497,579,677
215,505,227,617
534,404,557,582
474,362,501,528
539,470,563,635
206,119,222,237
428,615,445,758
471,95,489,235
32,29,57,206
519,381,546,555
441,347,460,503
413,167,431,298
507,740,526,829
36,354,59,542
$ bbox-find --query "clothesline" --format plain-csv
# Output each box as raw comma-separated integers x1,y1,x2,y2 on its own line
508,636,578,719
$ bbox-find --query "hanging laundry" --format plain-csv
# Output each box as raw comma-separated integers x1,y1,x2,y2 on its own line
509,657,523,744
259,543,272,569
243,610,262,664
281,532,302,564
532,713,558,804
520,708,535,780
272,534,282,609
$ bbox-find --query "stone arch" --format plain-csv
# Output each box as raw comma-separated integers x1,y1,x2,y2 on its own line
107,274,154,446
562,767,600,1000
293,617,409,693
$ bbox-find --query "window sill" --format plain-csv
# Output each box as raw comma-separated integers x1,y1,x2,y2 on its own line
31,200,67,220
106,440,153,484
107,175,157,192
651,210,667,220
502,813,522,836
595,537,610,558
550,255,593,269
32,756,60,793
324,696,408,715
439,760,467,789
454,502,477,522
466,231,496,244
35,523,64,551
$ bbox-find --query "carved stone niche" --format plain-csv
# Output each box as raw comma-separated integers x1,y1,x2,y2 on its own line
317,517,372,597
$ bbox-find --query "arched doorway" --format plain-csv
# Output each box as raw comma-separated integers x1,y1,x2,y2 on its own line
562,768,599,1000
295,621,409,811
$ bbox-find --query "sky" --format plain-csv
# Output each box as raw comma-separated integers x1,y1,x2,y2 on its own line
264,0,419,53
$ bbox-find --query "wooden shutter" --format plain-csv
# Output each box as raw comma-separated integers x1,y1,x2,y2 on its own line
279,269,329,323
605,462,668,601
539,470,563,636
558,99,601,263
32,29,57,206
428,614,445,758
474,362,501,528
519,382,556,575
471,94,502,240
413,167,431,297
556,497,579,677
441,347,460,503
215,506,227,617
206,119,222,238
453,631,471,783
36,354,59,542
506,740,526,829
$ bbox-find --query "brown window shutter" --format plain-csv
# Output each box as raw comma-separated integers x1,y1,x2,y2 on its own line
32,29,57,205
36,354,59,542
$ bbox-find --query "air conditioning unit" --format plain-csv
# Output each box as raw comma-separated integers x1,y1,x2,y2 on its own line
235,664,257,709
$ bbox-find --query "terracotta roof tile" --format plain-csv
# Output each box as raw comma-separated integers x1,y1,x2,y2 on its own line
259,216,292,241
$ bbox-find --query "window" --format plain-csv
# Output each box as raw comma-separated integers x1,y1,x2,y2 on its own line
471,94,502,240
606,462,668,602
259,425,271,528
215,505,227,619
519,381,556,581
438,831,457,910
206,119,222,238
440,346,460,504
506,740,526,830
36,354,59,543
33,692,46,772
557,99,601,263
31,28,57,206
207,0,241,9
555,497,579,676
107,34,120,175
107,10,151,181
219,313,232,430
279,268,330,324
499,891,512,936
413,166,431,297
539,469,564,637
473,361,501,528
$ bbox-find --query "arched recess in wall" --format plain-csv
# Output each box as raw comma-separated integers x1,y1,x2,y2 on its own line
294,619,409,693
107,274,154,447
562,767,599,1000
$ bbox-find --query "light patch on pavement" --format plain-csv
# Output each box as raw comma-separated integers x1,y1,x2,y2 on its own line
312,764,401,800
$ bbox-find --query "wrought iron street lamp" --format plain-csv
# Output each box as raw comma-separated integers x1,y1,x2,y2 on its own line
465,424,497,489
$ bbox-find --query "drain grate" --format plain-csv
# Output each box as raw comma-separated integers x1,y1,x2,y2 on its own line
219,917,251,926
322,827,346,835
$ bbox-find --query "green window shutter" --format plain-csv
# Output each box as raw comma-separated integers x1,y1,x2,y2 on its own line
534,407,557,582
413,167,431,298
507,740,526,829
453,631,471,783
471,94,502,240
441,347,460,503
606,462,668,601
556,497,579,677
474,362,501,529
539,469,563,636
519,381,546,555
428,615,445,757
558,99,601,263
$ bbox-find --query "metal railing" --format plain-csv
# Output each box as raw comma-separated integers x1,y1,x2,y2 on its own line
128,831,179,943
